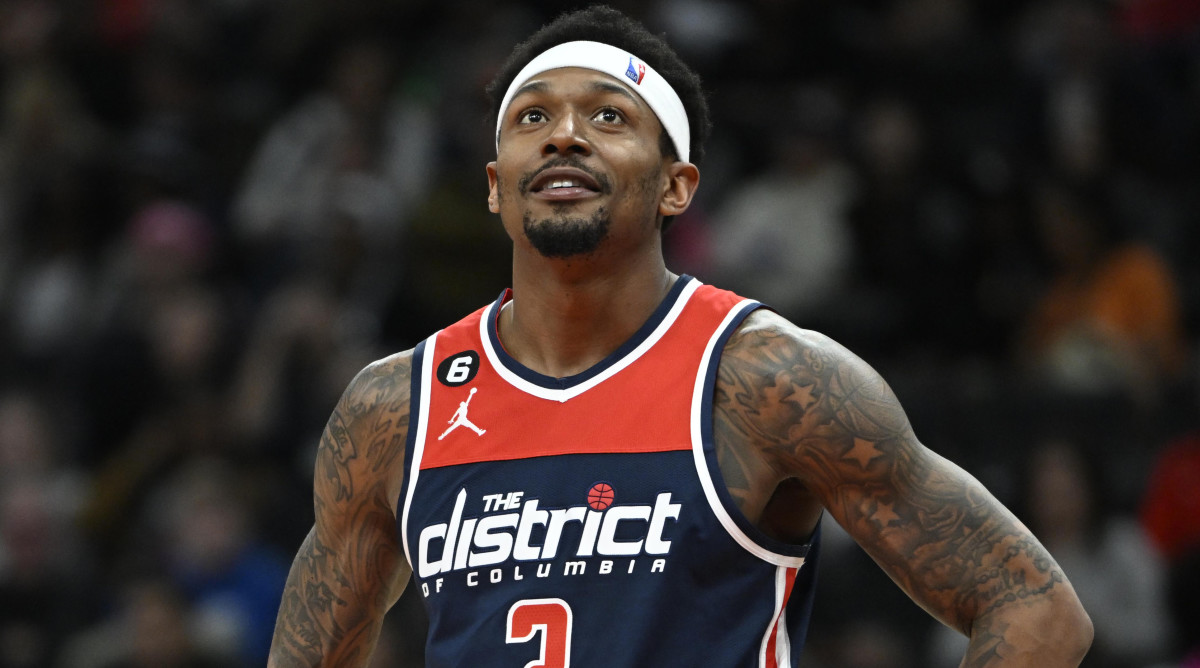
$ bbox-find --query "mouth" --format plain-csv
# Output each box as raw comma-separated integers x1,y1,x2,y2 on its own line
526,166,603,202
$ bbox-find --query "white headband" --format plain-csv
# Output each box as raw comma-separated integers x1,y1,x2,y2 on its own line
495,40,690,163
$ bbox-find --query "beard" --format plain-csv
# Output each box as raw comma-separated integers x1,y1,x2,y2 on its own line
522,207,611,258
515,156,614,259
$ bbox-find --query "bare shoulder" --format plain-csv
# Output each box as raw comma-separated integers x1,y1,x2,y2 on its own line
716,308,910,467
718,308,936,530
341,350,415,427
712,308,908,528
319,349,415,517
271,350,416,666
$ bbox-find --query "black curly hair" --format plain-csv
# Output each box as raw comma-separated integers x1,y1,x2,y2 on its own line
486,5,711,166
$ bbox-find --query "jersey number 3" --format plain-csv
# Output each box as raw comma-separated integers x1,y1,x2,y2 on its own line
506,598,573,668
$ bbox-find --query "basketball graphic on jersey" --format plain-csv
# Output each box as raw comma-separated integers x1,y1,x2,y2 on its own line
587,482,615,510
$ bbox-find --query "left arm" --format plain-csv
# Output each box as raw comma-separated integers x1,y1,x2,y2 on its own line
716,311,1093,667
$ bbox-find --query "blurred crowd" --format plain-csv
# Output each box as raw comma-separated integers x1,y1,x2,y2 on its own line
1,0,1199,667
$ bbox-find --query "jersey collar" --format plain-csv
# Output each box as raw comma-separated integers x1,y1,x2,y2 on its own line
480,275,699,402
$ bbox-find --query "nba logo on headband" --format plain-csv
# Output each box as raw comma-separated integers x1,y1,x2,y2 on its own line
625,57,646,85
496,41,691,162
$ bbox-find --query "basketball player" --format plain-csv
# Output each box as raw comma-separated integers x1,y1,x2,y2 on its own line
267,6,1093,667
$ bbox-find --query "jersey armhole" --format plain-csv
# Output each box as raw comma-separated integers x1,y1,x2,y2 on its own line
690,301,813,567
398,334,437,569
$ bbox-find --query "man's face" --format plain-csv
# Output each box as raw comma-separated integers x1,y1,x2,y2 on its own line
487,67,675,259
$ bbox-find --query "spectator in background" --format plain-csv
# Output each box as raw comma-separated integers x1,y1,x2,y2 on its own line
1142,386,1200,662
79,199,222,470
92,199,218,322
81,284,236,552
101,579,233,668
846,93,982,358
1012,1,1115,183
1142,427,1200,564
1023,438,1168,667
0,9,110,377
929,435,1170,668
706,84,858,325
1018,182,1186,406
145,459,288,667
0,477,94,668
1144,437,1200,665
0,389,92,668
227,277,379,462
232,33,439,300
62,578,236,668
0,388,85,501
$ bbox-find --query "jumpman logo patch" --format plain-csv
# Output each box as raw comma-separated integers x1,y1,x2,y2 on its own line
438,387,487,440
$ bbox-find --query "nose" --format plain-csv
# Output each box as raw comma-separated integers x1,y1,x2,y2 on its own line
542,111,591,157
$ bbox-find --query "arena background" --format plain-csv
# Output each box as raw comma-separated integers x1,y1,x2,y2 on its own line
1,1,1198,666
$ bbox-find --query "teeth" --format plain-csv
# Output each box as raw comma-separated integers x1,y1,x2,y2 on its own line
548,180,579,189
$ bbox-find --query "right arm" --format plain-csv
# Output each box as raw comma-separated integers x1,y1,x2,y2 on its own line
268,351,414,668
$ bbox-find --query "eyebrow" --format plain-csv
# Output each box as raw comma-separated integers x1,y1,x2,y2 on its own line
511,80,548,100
586,80,638,103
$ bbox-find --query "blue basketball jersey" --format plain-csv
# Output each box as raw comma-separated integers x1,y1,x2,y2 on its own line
398,276,819,667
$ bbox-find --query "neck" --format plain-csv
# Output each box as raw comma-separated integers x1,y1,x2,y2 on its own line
500,244,676,378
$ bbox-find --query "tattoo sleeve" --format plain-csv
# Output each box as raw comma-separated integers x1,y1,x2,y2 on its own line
269,354,414,668
714,312,1088,665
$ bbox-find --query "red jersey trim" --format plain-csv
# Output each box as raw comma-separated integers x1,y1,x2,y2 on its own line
760,566,800,667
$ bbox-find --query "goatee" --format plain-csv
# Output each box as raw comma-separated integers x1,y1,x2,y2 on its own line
523,208,611,258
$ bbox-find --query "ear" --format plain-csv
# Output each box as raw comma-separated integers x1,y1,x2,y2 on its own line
486,161,500,213
659,161,700,218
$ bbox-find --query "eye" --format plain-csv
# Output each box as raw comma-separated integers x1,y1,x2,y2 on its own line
517,108,547,124
592,107,624,124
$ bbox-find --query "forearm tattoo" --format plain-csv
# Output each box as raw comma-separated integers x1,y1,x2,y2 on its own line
271,356,412,667
713,315,1065,641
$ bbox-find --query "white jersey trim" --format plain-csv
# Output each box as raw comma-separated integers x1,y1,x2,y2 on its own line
689,299,808,569
757,566,794,668
480,278,702,402
775,568,792,667
400,331,440,569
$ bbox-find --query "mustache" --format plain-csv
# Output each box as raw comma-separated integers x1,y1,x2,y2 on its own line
516,157,611,195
